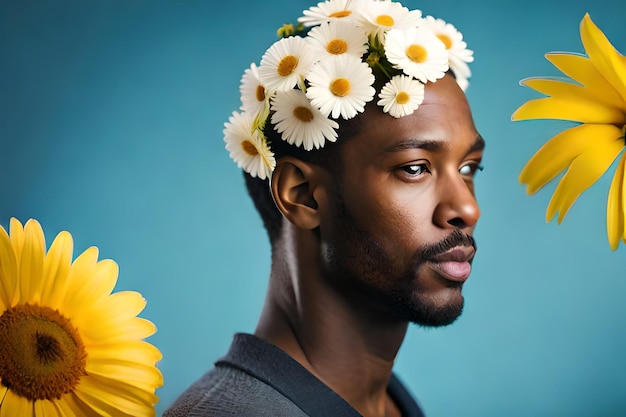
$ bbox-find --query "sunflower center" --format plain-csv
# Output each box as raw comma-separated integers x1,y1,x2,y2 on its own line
327,39,348,55
376,14,395,27
330,78,351,97
277,55,298,77
406,44,428,63
0,303,87,401
437,34,453,50
293,106,314,122
329,10,351,18
255,85,266,102
241,140,259,156
396,91,411,105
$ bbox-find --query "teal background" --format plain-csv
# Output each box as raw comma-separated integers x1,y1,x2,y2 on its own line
1,0,625,415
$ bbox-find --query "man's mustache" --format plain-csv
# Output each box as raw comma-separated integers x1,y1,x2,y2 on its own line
418,229,477,263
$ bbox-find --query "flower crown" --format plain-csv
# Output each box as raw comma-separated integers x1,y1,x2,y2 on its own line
224,0,474,180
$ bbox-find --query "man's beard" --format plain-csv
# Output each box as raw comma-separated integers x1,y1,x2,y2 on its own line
321,192,477,327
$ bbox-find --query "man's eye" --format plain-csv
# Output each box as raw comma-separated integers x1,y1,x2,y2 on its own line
401,164,430,176
459,162,484,177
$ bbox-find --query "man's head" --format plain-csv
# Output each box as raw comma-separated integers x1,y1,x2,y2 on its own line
225,0,480,326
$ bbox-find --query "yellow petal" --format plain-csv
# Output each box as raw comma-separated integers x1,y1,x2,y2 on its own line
40,231,73,308
75,377,156,417
0,389,32,417
521,77,624,120
512,95,625,124
545,53,624,105
9,218,25,265
34,399,63,417
87,340,162,366
580,13,626,104
86,359,163,392
81,315,157,344
0,226,18,309
19,219,46,303
546,128,624,223
72,290,146,334
60,246,98,308
63,259,118,319
607,152,626,250
519,124,617,193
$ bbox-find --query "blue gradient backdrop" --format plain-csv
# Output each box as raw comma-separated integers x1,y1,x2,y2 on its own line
1,1,625,416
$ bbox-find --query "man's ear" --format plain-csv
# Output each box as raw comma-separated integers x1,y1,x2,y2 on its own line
271,157,327,231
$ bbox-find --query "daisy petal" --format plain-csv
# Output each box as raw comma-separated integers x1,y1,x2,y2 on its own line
607,152,626,250
546,128,623,223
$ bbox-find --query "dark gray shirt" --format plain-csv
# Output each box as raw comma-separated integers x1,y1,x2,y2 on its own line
164,333,425,417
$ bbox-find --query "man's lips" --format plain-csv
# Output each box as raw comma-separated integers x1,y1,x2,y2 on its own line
426,246,475,282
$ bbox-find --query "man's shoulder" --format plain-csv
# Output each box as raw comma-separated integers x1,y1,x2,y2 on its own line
163,362,309,417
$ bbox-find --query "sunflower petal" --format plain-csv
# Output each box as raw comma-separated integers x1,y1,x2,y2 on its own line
512,95,625,124
546,127,624,222
0,226,18,309
546,53,624,105
580,13,626,104
75,377,155,417
19,219,46,303
34,399,63,417
519,124,614,193
521,77,624,120
86,359,164,392
607,152,626,250
8,218,25,266
0,389,32,417
40,231,73,308
87,341,162,367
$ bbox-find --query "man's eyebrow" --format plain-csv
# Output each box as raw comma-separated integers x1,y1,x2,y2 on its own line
467,134,486,155
383,134,485,154
383,138,444,153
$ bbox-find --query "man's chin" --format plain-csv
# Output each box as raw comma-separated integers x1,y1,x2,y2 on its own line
395,293,465,327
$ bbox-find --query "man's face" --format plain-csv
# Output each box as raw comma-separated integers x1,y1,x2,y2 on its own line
319,74,483,327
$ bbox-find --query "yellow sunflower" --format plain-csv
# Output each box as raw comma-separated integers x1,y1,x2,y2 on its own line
0,218,163,416
512,13,626,250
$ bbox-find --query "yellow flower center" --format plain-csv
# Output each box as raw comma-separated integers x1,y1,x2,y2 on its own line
0,303,87,401
406,44,428,63
327,39,348,55
277,55,298,77
396,91,410,105
241,140,259,156
256,85,266,102
293,106,314,122
437,34,453,50
329,10,351,18
376,14,395,27
330,78,351,97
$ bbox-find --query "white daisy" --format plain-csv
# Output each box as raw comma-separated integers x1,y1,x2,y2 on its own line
355,0,422,42
223,111,275,179
258,36,318,93
239,63,268,116
377,75,425,118
306,54,376,119
421,15,473,90
307,19,369,59
271,89,339,151
298,0,360,27
384,26,449,83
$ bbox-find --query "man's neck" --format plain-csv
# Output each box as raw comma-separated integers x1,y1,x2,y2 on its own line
255,227,409,417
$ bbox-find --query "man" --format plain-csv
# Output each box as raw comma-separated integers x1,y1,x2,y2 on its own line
165,1,483,416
